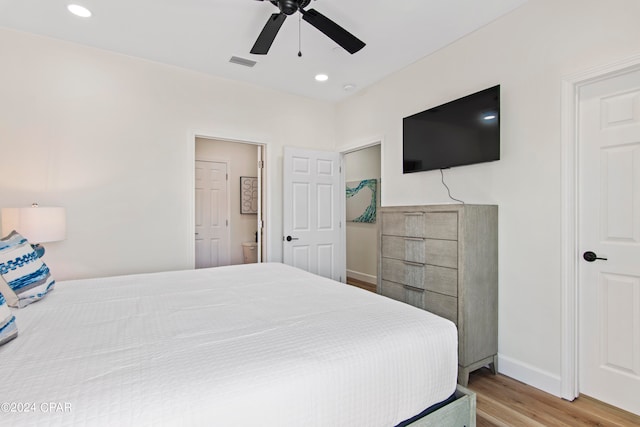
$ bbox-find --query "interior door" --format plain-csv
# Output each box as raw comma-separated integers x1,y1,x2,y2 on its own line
578,68,640,415
195,160,230,268
283,146,343,281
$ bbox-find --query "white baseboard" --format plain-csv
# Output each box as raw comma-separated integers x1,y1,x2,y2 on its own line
498,354,563,398
346,269,376,285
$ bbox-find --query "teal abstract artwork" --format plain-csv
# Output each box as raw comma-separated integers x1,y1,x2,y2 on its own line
346,179,377,223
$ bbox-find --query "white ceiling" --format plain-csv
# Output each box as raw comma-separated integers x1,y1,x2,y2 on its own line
0,0,528,102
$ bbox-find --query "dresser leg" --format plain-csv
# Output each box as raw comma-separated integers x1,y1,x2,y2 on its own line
458,367,470,387
490,355,499,375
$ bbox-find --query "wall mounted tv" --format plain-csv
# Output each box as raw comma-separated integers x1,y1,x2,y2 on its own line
403,85,500,173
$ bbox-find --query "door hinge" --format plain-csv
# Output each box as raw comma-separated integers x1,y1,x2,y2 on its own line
258,160,264,169
226,173,229,181
339,166,342,173
226,220,229,227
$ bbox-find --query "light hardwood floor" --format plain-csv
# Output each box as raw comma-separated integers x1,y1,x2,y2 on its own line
346,277,377,293
467,368,640,427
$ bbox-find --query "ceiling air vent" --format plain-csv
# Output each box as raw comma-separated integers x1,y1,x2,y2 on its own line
229,56,257,68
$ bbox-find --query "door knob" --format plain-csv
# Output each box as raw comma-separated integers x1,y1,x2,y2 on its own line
285,235,299,242
583,251,607,262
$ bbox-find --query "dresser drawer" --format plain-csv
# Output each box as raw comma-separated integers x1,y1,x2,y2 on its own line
426,239,457,268
424,290,458,324
423,212,458,240
379,280,425,310
382,211,427,237
404,285,425,309
379,279,405,301
382,236,458,268
381,258,458,297
381,235,425,263
382,211,458,240
381,258,426,289
424,265,457,297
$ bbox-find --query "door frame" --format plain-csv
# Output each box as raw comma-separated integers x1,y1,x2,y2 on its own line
188,131,269,268
560,53,640,401
339,137,384,283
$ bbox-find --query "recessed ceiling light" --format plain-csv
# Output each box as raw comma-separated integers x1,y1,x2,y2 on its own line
67,4,92,18
315,74,329,82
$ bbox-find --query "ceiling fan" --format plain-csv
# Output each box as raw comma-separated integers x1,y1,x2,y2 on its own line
250,0,365,55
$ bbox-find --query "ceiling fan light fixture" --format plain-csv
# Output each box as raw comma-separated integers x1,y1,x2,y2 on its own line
67,4,92,18
315,74,329,82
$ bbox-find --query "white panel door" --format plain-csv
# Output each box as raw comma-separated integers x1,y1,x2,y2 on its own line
283,146,343,281
578,68,640,415
195,160,230,268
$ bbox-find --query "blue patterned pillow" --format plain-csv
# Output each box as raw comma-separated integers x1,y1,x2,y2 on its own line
0,292,18,346
0,231,55,308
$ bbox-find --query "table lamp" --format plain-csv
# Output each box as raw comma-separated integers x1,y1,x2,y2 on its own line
1,203,66,257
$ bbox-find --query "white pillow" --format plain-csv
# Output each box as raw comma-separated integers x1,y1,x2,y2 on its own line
0,231,55,308
0,292,18,346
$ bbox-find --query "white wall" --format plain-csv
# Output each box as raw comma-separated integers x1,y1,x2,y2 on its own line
0,28,336,280
345,145,380,284
195,138,260,265
335,0,640,395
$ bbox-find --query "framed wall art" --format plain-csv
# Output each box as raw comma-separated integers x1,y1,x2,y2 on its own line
240,176,258,214
346,179,377,223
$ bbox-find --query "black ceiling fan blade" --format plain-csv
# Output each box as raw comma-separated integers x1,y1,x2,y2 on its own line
301,8,365,54
251,13,287,55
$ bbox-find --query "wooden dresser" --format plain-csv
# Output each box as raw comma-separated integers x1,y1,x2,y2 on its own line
377,204,498,386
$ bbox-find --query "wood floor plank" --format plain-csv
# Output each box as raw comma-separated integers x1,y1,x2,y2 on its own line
346,277,376,293
474,393,548,427
569,395,640,427
467,368,640,427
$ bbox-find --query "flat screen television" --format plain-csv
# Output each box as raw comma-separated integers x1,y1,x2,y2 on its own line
403,85,500,173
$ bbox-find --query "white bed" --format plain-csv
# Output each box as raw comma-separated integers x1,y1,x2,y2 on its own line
1,263,459,427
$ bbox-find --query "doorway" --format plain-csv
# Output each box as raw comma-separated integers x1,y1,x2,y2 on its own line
561,55,640,415
194,137,266,268
343,143,381,292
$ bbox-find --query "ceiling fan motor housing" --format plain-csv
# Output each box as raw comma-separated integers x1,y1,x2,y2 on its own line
273,0,311,15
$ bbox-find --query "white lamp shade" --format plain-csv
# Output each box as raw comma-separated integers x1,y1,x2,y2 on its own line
1,206,66,243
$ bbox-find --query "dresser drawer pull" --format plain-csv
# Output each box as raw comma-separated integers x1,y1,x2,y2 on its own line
403,260,424,267
403,284,424,292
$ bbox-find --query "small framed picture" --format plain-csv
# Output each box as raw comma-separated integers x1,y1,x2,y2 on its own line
240,176,258,214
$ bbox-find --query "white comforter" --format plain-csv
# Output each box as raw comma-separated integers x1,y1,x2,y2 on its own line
1,263,457,427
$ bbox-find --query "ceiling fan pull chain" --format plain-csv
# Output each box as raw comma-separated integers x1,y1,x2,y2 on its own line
298,12,302,57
